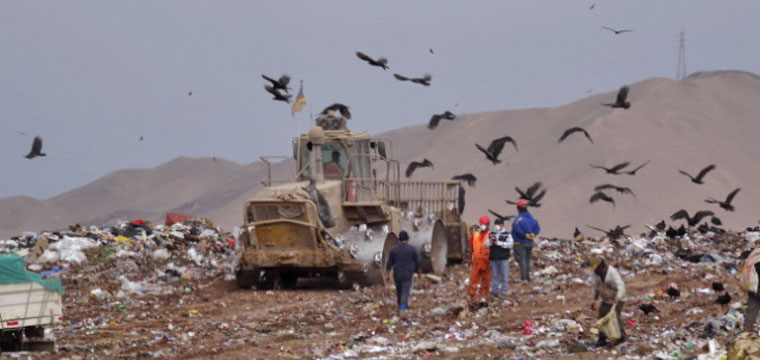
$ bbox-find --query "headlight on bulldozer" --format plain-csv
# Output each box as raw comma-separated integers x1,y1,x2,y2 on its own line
373,252,382,266
349,243,359,258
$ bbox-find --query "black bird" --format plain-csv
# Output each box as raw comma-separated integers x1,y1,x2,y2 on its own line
589,192,615,207
624,160,650,175
590,3,595,10
428,111,456,129
715,293,731,306
264,86,291,103
711,216,723,226
671,209,715,227
602,26,633,35
393,73,432,86
712,282,725,292
676,224,687,237
666,286,680,299
601,86,631,109
429,48,434,54
558,127,594,144
355,51,389,70
475,136,518,165
515,182,543,200
139,136,144,141
405,159,433,178
656,220,666,231
586,224,630,239
24,136,46,159
488,209,514,222
665,226,678,238
573,227,584,240
594,184,635,197
321,103,352,119
639,303,659,315
590,161,630,175
188,90,193,96
679,164,716,185
705,188,740,211
451,173,477,187
262,74,291,92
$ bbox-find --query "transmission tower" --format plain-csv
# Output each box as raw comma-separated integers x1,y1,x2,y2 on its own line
676,29,687,80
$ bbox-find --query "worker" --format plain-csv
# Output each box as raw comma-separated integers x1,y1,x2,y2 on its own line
323,150,344,177
485,217,513,300
740,247,760,333
468,215,491,301
511,199,540,282
384,231,421,313
589,257,626,346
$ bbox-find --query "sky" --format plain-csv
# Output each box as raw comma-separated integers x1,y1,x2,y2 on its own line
1,1,759,199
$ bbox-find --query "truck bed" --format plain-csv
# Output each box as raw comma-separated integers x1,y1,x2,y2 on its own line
0,282,63,330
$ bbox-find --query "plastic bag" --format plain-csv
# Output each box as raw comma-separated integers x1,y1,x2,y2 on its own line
595,304,621,341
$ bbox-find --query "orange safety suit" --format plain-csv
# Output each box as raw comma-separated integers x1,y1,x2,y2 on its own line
467,230,491,298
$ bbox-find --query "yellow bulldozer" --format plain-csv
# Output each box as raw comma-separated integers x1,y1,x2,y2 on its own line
236,113,468,289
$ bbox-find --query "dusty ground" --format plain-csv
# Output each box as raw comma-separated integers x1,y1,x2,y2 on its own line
30,232,750,360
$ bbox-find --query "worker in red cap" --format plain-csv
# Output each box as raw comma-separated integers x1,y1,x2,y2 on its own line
511,199,541,282
467,215,492,300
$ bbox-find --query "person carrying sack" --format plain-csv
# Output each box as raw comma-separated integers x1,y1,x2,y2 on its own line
589,257,626,346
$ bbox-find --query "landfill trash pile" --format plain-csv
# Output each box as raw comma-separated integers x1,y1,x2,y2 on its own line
3,224,760,359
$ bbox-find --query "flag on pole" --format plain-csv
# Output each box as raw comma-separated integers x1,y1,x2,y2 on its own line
291,80,307,116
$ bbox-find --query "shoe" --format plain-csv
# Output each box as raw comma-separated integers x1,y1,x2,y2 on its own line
611,336,626,346
400,304,408,310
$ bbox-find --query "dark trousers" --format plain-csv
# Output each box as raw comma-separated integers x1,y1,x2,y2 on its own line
514,242,534,281
394,275,413,308
598,301,626,343
745,292,760,332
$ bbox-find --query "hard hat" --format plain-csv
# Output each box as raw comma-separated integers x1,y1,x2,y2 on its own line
516,199,529,207
589,256,603,270
479,215,490,225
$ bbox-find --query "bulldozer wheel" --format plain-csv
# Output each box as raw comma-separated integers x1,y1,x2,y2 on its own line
258,271,285,290
236,269,258,289
282,273,298,289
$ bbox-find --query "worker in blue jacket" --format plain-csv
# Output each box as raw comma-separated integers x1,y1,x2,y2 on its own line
511,199,541,282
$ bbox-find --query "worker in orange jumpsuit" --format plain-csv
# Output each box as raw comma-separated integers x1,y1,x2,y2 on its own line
468,215,492,300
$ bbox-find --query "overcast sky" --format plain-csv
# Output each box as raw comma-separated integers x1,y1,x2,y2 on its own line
1,1,759,198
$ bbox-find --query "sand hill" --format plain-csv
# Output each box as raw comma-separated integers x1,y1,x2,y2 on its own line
2,70,759,238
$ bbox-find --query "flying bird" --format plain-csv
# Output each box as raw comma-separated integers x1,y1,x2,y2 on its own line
355,51,389,70
558,127,594,144
639,303,659,315
188,91,193,96
711,216,722,226
429,48,434,54
601,26,633,35
321,103,351,119
624,160,650,175
601,86,631,109
671,209,715,227
591,161,630,175
264,86,292,103
262,74,291,92
428,111,456,129
451,173,476,187
139,136,144,141
488,209,514,222
515,182,543,200
24,136,46,159
475,136,518,165
678,164,716,184
712,282,725,292
594,184,635,197
589,3,595,10
715,292,731,306
589,191,616,207
393,73,432,86
405,159,433,178
586,224,630,239
705,188,740,211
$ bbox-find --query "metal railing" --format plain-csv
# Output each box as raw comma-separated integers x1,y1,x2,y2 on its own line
342,178,461,214
260,156,299,187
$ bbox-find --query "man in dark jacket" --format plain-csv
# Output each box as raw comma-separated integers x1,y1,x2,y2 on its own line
486,218,513,300
511,199,540,282
385,231,421,311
